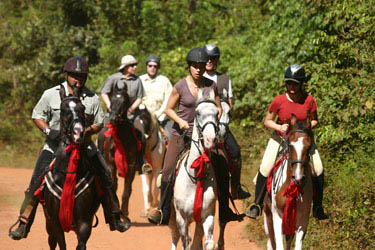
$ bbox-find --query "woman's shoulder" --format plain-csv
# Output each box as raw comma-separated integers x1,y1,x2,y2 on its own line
273,93,287,102
174,78,187,88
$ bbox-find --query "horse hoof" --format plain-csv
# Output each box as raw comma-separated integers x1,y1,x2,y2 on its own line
214,243,224,250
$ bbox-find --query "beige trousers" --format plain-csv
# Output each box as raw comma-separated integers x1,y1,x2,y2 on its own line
258,137,324,178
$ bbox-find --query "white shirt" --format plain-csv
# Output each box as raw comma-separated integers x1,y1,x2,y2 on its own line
140,74,173,121
203,72,233,98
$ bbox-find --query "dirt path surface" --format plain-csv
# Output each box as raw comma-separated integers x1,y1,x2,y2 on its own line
0,167,261,250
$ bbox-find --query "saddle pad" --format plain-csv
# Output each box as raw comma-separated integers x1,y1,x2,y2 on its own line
44,170,94,200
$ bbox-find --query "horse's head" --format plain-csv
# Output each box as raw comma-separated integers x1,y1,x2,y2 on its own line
59,87,86,145
109,83,130,125
194,89,219,151
287,115,312,187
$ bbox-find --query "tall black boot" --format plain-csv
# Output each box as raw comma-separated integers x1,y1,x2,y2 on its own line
246,171,268,219
91,152,129,232
214,153,245,223
9,189,39,240
148,180,173,225
230,158,251,200
312,173,328,220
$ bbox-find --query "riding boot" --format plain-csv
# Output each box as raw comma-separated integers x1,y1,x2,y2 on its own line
246,171,268,219
148,180,173,225
90,152,129,232
9,189,39,240
312,173,328,220
213,153,245,223
230,158,251,200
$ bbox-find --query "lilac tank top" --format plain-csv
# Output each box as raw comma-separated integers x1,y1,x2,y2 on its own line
172,77,217,137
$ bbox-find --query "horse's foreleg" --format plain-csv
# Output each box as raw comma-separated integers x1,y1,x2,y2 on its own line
191,222,204,250
264,198,276,250
169,205,180,250
140,173,153,216
175,210,190,250
215,220,227,250
75,221,92,250
272,208,285,250
202,215,215,250
48,235,57,250
47,221,66,250
121,165,136,227
285,233,294,250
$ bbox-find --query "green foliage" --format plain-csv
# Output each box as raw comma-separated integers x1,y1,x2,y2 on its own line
0,0,374,248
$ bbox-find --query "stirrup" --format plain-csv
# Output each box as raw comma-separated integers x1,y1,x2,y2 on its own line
9,216,28,240
246,203,262,219
142,163,153,175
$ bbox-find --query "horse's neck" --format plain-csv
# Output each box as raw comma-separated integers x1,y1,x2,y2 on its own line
186,120,204,168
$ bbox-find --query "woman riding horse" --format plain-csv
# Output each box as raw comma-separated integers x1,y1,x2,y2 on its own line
246,64,328,220
148,47,244,225
9,56,127,241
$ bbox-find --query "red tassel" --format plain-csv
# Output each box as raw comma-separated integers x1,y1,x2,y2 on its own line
105,123,128,178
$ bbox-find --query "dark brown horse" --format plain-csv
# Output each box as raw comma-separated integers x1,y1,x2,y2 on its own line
97,84,139,229
42,90,101,250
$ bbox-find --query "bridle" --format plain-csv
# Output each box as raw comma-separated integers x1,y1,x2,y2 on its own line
192,99,219,154
61,96,86,144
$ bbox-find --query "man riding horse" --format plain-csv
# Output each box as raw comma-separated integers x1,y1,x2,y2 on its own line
9,56,128,240
100,55,151,174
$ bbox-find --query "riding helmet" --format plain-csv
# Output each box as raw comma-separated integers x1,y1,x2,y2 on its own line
63,56,89,74
284,64,306,83
146,55,161,67
203,44,220,57
186,47,208,64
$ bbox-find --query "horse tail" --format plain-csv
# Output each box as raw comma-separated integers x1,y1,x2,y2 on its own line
92,214,99,228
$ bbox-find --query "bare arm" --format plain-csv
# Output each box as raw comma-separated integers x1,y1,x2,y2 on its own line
165,87,189,130
215,93,222,119
264,111,288,133
228,98,233,109
310,110,318,129
101,93,111,112
129,98,142,114
33,119,49,132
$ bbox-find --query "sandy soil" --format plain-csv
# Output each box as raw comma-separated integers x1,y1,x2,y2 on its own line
0,167,261,250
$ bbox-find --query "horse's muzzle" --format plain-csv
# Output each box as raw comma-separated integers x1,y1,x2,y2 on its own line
73,122,84,144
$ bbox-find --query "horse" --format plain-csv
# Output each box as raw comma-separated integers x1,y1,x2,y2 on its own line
97,83,138,230
41,90,101,250
263,116,313,250
169,89,219,250
133,105,167,217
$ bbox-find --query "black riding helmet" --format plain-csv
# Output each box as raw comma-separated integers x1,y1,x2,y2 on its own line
64,56,89,75
186,47,208,64
284,64,306,83
203,44,220,57
146,55,160,67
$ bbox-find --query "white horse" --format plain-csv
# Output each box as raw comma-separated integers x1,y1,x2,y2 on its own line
170,89,219,250
263,117,313,250
134,106,167,217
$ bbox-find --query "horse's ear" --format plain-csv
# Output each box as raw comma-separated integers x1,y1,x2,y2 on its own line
222,89,228,99
291,114,297,127
59,84,66,101
306,115,311,129
209,89,215,100
197,89,203,102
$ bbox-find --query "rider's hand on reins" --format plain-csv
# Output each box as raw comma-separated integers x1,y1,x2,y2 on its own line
279,124,289,134
178,120,189,131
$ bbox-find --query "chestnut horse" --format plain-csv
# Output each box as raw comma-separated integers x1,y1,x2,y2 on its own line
42,90,100,250
97,84,138,230
263,116,313,250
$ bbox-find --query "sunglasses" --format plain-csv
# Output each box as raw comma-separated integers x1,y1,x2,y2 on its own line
147,64,158,68
285,81,300,85
208,56,219,61
129,63,138,67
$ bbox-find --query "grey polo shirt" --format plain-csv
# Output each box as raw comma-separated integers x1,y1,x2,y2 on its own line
100,72,145,103
32,81,104,152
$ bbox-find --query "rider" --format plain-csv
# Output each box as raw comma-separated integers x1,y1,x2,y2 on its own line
245,64,328,220
9,56,128,240
100,55,150,174
140,56,173,138
148,47,244,225
203,44,251,200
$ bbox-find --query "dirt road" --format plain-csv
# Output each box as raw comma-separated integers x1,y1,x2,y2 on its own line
0,167,261,250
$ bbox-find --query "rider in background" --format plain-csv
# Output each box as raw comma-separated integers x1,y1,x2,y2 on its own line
245,64,328,220
100,55,151,174
9,56,128,240
203,44,251,200
140,56,173,138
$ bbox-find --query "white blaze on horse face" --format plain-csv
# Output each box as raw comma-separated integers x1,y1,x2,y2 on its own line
290,137,305,181
196,102,218,151
69,101,79,120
